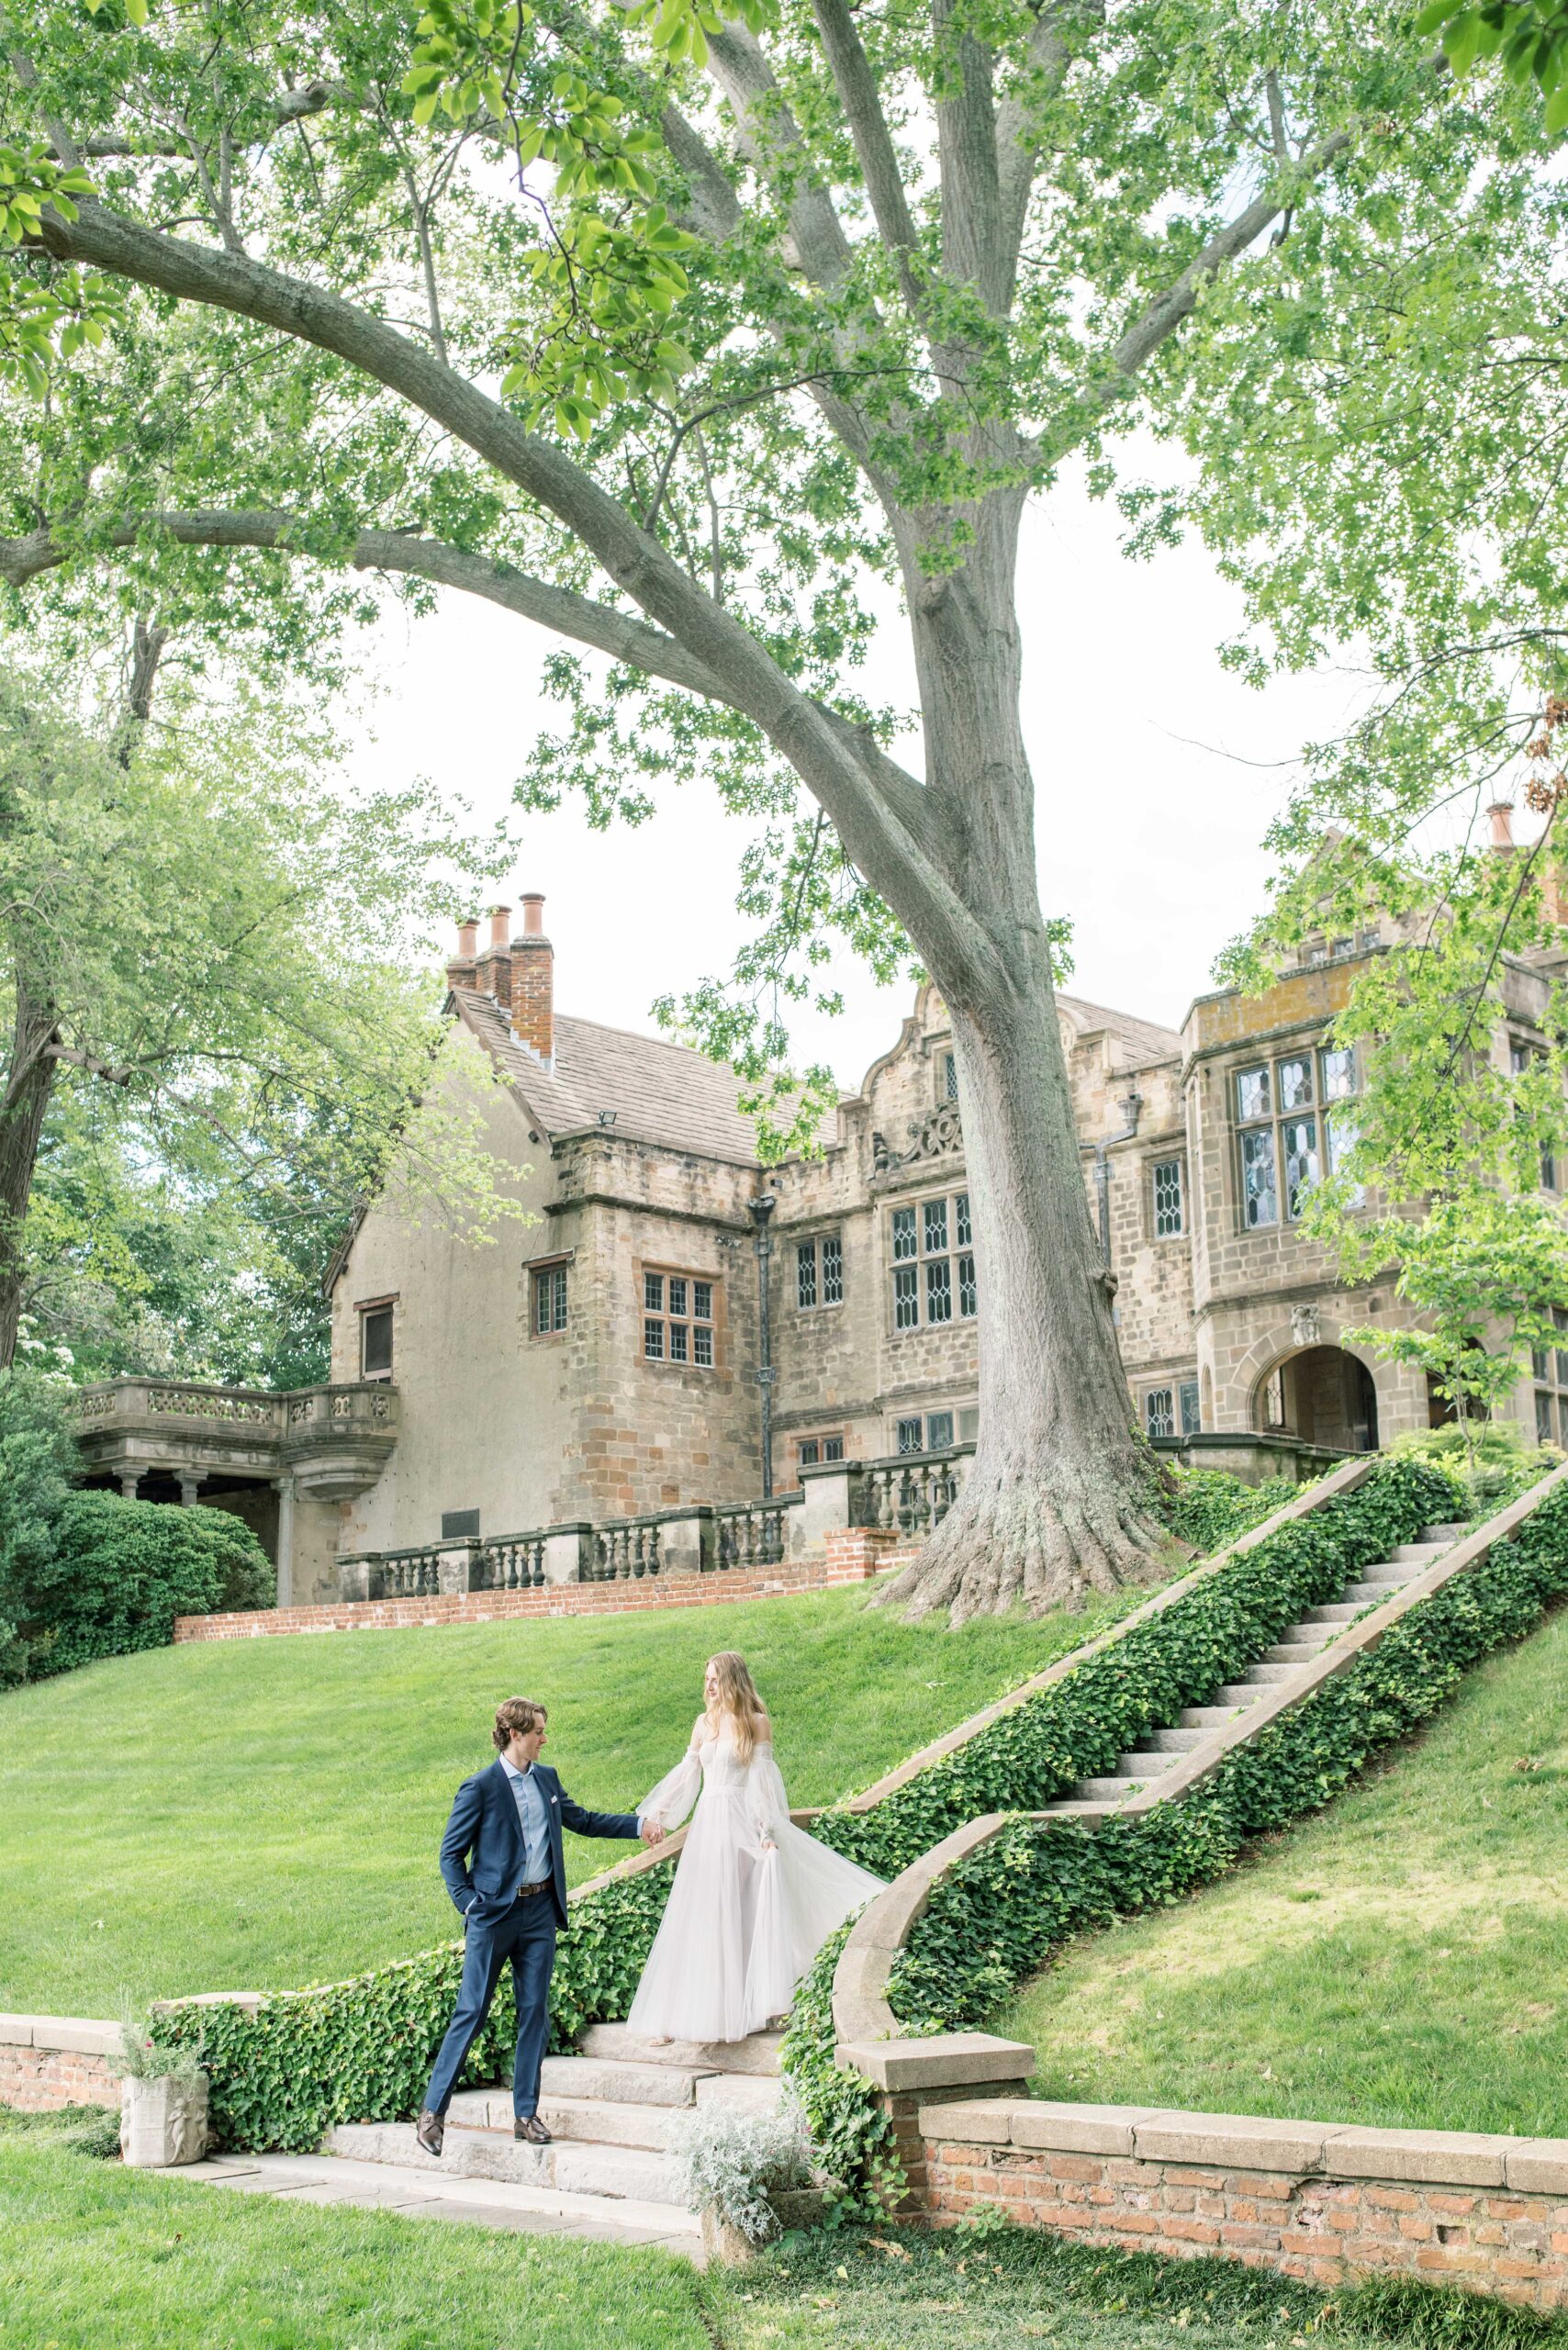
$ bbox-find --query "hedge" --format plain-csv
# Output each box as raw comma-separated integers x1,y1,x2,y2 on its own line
164,1454,1454,2155
786,1469,1568,2202
10,1492,274,1681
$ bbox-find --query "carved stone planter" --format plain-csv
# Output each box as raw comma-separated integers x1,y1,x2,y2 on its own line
120,2073,209,2168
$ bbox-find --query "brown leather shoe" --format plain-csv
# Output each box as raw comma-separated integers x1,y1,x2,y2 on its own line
515,2115,552,2145
416,2109,444,2157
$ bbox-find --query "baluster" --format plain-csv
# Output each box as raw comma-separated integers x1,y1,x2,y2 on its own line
876,1469,897,1533
647,1525,661,1576
530,1538,544,1589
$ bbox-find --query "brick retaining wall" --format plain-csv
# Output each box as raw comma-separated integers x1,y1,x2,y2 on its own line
918,2100,1568,2311
0,2017,119,2112
174,1534,918,1642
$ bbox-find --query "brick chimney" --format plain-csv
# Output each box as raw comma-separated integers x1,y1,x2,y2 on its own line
474,903,512,1013
511,892,553,1063
445,915,479,993
1488,801,1515,850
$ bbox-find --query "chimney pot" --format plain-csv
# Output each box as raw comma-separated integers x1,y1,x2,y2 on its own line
1489,801,1515,850
488,905,511,951
457,917,478,957
521,893,545,938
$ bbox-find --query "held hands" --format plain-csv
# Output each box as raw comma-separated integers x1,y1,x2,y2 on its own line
640,1818,666,1846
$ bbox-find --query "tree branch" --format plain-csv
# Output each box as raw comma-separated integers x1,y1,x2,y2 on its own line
933,0,1007,318
1095,127,1355,400
994,0,1103,294
808,0,924,316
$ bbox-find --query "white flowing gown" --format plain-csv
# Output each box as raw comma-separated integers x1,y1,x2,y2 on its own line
627,1718,886,2043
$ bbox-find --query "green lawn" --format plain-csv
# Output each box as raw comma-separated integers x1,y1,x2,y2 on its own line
1000,1602,1568,2138
0,2139,708,2350
0,1575,1123,2015
0,2138,1443,2350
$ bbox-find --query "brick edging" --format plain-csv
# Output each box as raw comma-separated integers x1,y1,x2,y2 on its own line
0,2014,120,2114
174,1539,919,1640
914,2099,1568,2311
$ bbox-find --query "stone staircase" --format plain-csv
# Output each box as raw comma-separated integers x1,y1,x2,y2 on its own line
1051,1518,1470,1809
326,2023,784,2239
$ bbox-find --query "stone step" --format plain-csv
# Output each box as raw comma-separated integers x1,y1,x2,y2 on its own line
1342,1577,1410,1604
1358,1561,1421,1585
1179,1704,1257,1728
1420,1522,1471,1543
1114,1750,1182,1777
1261,1639,1331,1665
1391,1541,1450,1564
1213,1684,1270,1707
1149,1728,1209,1751
538,2054,710,2107
578,2023,784,2078
1303,1603,1360,1624
327,2119,686,2206
1241,1663,1303,1685
449,2090,676,2152
1070,1775,1149,1802
695,2071,783,2112
176,2150,702,2251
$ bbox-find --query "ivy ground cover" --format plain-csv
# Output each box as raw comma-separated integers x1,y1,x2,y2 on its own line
1001,1584,1568,2136
0,1568,1139,2016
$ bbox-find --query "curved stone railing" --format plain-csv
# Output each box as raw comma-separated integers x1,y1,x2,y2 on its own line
828,1456,1568,2080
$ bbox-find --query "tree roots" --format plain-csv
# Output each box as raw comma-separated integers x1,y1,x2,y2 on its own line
875,1466,1174,1626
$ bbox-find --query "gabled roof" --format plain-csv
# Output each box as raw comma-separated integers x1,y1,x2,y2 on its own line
1056,991,1183,1070
452,989,764,1165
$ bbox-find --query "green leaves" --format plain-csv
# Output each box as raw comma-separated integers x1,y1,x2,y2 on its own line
1415,2,1568,130
500,203,697,436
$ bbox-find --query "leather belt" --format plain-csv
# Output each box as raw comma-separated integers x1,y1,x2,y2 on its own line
514,1880,553,1901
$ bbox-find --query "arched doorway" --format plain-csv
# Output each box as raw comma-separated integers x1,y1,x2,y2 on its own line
1256,1345,1379,1452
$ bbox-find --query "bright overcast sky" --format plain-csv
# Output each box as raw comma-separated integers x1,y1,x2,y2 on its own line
342,445,1367,1097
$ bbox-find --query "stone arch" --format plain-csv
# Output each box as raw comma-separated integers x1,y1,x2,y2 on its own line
1252,1342,1380,1453
1227,1314,1391,1456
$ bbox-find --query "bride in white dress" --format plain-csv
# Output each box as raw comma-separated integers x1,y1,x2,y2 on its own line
628,1651,886,2043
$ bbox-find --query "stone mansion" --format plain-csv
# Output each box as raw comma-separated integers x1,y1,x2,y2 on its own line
73,881,1567,1603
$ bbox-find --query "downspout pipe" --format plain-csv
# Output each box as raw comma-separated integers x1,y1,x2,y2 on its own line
748,1192,778,1499
1092,1089,1144,1270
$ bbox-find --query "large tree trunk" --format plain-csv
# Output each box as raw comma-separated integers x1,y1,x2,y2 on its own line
0,972,59,1369
876,494,1172,1621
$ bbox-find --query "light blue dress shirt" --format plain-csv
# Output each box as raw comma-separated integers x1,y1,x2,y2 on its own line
499,1754,552,1887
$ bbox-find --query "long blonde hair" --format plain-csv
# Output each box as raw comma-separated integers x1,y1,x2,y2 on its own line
706,1651,768,1764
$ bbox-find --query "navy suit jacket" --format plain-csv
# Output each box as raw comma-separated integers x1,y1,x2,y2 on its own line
439,1757,641,1931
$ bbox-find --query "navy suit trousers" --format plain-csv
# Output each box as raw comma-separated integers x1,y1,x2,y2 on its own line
425,1897,557,2120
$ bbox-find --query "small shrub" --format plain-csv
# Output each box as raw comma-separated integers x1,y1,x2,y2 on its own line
1390,1424,1559,1514
667,2089,816,2244
10,1491,274,1680
117,2005,207,2088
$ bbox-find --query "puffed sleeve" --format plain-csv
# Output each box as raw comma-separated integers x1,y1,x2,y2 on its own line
638,1718,704,1830
745,1741,790,1844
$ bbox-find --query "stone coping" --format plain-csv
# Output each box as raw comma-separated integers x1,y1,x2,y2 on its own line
0,2013,119,2056
917,2098,1568,2195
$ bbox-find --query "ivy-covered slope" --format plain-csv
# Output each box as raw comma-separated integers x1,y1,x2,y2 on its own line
788,1466,1568,2201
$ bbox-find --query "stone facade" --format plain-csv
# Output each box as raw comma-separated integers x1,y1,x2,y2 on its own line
312,896,1560,1569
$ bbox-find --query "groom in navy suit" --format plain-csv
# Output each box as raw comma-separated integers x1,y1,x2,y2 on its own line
417,1696,663,2154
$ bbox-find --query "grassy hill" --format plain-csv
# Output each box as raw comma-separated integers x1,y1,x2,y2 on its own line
0,1574,1124,2017
1000,1600,1568,2137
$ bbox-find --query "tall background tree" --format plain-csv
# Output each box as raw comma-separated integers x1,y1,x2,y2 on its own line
0,632,518,1375
0,0,1497,1614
